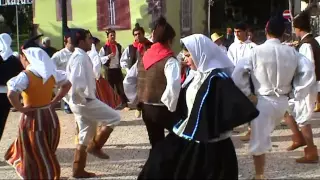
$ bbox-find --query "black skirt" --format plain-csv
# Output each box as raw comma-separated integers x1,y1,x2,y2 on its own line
138,133,238,180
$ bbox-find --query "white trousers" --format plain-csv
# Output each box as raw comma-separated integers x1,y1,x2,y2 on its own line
249,95,288,156
69,99,120,146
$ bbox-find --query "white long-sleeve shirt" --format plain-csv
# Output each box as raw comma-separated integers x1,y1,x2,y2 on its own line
66,48,96,105
120,46,141,73
232,38,316,101
299,34,315,64
51,48,73,71
99,46,120,69
227,40,257,65
123,57,181,112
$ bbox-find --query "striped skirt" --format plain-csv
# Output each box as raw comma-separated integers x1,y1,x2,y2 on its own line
96,77,121,109
4,106,61,179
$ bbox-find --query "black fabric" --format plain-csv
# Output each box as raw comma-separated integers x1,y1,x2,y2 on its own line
0,94,11,141
0,56,23,85
138,133,238,180
141,104,178,149
107,68,128,104
41,46,57,57
181,69,259,142
22,34,43,49
103,43,122,68
128,45,137,68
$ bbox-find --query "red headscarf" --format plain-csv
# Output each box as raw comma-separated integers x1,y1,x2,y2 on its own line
133,39,152,56
105,40,117,54
142,42,174,70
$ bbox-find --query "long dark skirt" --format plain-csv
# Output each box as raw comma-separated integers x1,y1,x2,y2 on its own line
138,133,238,180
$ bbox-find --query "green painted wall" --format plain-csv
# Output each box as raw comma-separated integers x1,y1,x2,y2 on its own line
34,0,206,53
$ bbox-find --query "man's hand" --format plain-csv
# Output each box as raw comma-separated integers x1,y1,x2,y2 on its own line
108,53,115,59
248,94,258,106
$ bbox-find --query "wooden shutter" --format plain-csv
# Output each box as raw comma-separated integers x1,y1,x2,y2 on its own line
32,0,35,18
56,0,73,21
115,0,131,30
97,0,109,31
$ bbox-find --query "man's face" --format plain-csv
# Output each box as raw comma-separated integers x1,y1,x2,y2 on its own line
134,30,144,42
234,28,247,41
65,37,75,52
80,33,92,51
215,38,223,46
108,32,116,42
44,40,51,47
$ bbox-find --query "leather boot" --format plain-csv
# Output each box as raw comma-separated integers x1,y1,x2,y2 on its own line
72,148,96,178
87,126,113,159
287,131,306,151
296,145,319,163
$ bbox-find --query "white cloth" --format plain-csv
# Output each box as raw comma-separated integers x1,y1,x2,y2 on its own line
120,46,133,72
99,46,120,69
7,69,68,92
232,38,316,155
0,33,14,61
232,38,316,99
23,47,58,84
70,99,120,145
227,39,257,65
87,44,102,80
123,57,181,112
250,95,288,155
51,47,73,71
180,34,234,73
66,48,97,105
219,45,227,54
316,36,320,45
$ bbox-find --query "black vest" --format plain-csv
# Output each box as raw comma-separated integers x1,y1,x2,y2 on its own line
103,43,122,68
128,42,152,69
0,56,24,86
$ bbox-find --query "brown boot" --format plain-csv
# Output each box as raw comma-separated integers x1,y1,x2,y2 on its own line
72,148,96,178
287,132,306,151
296,145,319,163
240,130,251,142
87,126,113,159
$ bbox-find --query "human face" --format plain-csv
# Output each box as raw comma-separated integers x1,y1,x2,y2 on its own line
183,49,196,70
234,28,247,42
248,32,254,41
215,38,222,46
108,32,116,42
294,28,302,38
19,53,30,69
79,33,92,51
65,37,75,52
133,30,145,42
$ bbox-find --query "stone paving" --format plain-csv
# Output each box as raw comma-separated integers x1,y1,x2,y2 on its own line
0,110,319,179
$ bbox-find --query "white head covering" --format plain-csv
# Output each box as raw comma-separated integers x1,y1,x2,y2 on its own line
42,37,50,45
0,33,14,61
23,47,57,83
180,34,234,73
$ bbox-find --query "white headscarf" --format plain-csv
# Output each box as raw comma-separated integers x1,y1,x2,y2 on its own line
23,47,57,83
180,34,234,73
0,33,14,61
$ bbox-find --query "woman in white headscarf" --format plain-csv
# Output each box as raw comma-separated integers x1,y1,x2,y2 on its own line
138,34,259,180
4,38,71,179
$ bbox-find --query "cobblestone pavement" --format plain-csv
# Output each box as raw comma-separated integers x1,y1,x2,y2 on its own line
0,110,319,179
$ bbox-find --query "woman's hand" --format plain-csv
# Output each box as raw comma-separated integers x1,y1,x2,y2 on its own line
19,106,35,113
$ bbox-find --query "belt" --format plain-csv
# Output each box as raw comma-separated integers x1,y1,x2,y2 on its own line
0,86,8,93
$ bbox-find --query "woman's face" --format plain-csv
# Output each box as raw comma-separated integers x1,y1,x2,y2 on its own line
19,54,30,69
183,49,196,70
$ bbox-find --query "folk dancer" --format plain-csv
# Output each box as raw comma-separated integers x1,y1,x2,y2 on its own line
123,16,181,151
284,10,319,163
211,32,227,54
66,28,120,178
232,16,316,179
0,33,24,140
99,28,129,110
4,38,71,179
138,34,259,180
227,22,257,141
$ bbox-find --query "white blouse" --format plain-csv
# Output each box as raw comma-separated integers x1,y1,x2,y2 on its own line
7,69,68,92
99,46,120,69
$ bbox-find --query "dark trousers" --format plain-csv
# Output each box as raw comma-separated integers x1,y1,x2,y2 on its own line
141,104,178,149
107,68,128,105
0,94,11,141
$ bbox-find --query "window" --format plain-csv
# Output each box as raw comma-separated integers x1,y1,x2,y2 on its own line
56,0,73,21
146,0,166,27
181,0,192,32
97,0,131,31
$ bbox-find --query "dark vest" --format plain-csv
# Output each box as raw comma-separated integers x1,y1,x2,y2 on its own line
137,56,172,104
297,34,320,81
103,43,122,68
0,55,24,86
128,43,152,69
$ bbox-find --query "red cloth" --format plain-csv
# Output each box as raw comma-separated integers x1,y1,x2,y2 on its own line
105,41,117,54
143,43,174,70
96,77,121,109
133,39,152,55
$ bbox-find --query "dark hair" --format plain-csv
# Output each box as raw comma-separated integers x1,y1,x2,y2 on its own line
20,34,43,54
106,28,116,36
247,27,254,33
72,28,91,47
92,37,100,45
181,43,188,51
293,11,311,32
234,22,247,31
152,16,176,44
132,23,145,35
266,16,286,38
